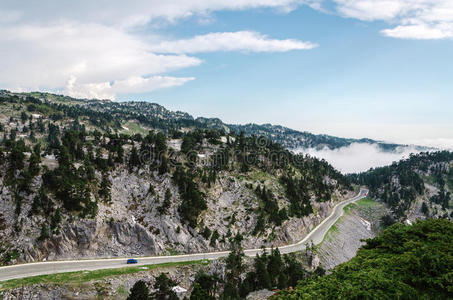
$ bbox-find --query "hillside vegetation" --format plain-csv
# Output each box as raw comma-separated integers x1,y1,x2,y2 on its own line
273,218,453,299
0,90,351,264
3,90,414,151
351,151,453,221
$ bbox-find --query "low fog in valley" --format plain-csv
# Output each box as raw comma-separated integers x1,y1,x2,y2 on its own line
295,143,421,174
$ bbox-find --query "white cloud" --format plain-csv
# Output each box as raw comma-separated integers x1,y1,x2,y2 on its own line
0,23,201,96
65,75,195,99
0,1,319,99
0,1,313,27
149,31,317,53
333,0,453,39
295,143,421,173
381,22,453,39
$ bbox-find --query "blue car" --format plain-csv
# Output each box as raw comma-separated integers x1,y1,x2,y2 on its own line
127,258,138,264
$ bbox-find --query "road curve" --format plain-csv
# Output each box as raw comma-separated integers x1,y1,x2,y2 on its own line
0,189,368,282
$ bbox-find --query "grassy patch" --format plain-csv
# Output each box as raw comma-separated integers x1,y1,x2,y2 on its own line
321,222,340,244
329,224,338,234
343,203,357,214
165,248,181,256
447,178,453,192
0,260,209,291
116,284,129,297
353,198,387,223
322,198,381,244
120,121,149,136
249,170,274,182
355,198,377,208
342,198,373,214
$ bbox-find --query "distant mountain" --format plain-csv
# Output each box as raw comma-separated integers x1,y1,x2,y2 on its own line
350,151,453,221
0,90,427,152
227,123,414,151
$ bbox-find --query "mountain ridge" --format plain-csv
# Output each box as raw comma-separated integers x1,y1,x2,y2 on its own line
0,90,429,152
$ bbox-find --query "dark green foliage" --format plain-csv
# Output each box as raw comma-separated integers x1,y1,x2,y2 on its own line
99,174,112,203
210,229,219,247
30,186,53,216
190,272,219,300
158,188,172,214
129,146,141,169
352,151,453,218
421,202,429,215
221,234,245,300
173,167,207,228
7,140,26,176
151,273,178,300
27,145,41,177
37,223,50,241
201,226,212,240
181,131,202,154
61,130,86,161
140,131,168,173
239,249,307,297
252,214,265,236
380,214,396,229
20,111,28,124
47,123,60,149
127,280,150,300
253,186,287,234
37,117,45,133
273,219,453,299
0,245,19,265
280,175,313,218
42,157,95,215
430,187,451,210
27,104,37,112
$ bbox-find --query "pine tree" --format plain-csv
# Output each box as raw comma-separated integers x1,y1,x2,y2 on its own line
127,280,150,300
99,174,112,203
129,146,140,169
254,252,271,289
151,273,178,300
222,233,245,300
190,272,218,300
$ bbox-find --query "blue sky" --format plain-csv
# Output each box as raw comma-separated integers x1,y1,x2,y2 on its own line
1,0,452,146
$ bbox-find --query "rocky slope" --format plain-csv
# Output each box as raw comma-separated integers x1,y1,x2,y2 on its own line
316,198,388,270
352,151,453,222
0,91,352,265
0,159,352,263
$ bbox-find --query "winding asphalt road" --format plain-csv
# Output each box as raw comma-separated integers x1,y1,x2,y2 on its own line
0,189,367,282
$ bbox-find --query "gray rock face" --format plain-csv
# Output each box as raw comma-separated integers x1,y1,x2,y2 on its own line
246,289,275,300
33,220,158,260
317,200,388,270
0,164,351,263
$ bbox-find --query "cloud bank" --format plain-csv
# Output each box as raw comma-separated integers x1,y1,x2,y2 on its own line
0,1,318,99
333,0,453,39
295,143,421,174
149,31,317,54
1,0,452,99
